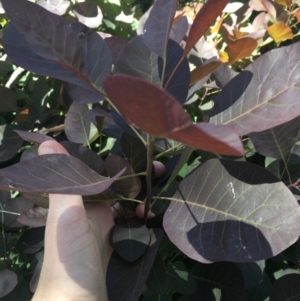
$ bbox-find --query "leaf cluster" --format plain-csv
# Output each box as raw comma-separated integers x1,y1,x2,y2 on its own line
0,0,300,300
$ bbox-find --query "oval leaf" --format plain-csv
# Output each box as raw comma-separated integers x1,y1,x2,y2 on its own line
249,116,300,159
163,159,300,263
142,0,177,58
267,22,293,43
210,41,300,136
0,154,124,195
226,38,257,64
105,155,141,198
0,269,18,297
184,0,231,55
110,222,151,262
103,75,244,156
106,228,163,301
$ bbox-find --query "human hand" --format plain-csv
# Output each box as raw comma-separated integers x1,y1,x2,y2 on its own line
32,141,113,301
32,140,165,301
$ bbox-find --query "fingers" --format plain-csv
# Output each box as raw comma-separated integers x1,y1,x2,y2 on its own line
38,140,69,156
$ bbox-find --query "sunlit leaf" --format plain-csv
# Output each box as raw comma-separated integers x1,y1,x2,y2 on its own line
190,61,221,85
115,36,190,104
267,22,293,43
143,0,177,58
226,38,257,63
184,0,231,55
170,16,188,43
210,41,300,135
163,159,300,263
103,75,244,156
37,0,70,15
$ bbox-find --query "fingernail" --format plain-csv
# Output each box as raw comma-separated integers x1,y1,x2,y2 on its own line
39,146,57,155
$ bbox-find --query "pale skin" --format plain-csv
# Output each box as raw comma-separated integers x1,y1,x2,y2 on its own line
32,140,164,301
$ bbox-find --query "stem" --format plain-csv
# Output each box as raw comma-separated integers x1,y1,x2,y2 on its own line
0,210,20,216
154,143,184,159
143,135,155,224
104,96,147,146
114,172,146,181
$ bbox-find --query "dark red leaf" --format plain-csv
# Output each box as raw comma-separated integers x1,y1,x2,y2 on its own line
184,0,231,55
103,75,244,156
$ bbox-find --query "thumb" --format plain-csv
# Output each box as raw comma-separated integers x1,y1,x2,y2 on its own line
38,141,85,223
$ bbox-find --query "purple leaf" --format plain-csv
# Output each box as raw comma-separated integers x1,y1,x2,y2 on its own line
64,102,98,145
0,154,124,195
210,42,300,135
170,16,189,44
103,75,244,156
249,116,300,159
106,228,163,301
105,36,127,65
14,130,55,144
110,222,150,262
0,269,18,297
163,159,300,263
105,155,141,198
115,36,190,104
143,0,177,58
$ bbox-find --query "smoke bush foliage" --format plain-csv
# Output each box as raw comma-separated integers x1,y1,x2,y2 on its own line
0,0,300,300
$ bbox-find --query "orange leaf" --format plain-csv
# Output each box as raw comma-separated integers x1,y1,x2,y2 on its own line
226,37,257,63
190,61,221,85
295,10,300,23
211,14,225,34
14,108,29,123
267,22,293,43
233,28,249,40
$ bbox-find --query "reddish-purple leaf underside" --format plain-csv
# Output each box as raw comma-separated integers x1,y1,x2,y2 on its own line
0,154,124,195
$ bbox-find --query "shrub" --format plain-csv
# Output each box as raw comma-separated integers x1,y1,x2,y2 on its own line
1,0,300,300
